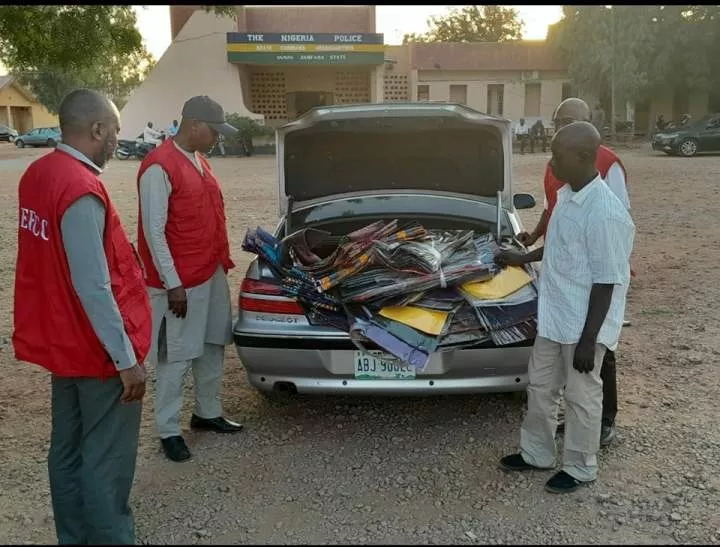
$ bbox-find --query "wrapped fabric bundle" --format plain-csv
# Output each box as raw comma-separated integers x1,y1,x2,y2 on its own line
241,219,539,366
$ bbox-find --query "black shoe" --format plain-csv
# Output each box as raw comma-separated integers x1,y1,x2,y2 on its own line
545,470,593,494
600,421,617,447
500,453,552,472
161,436,191,462
190,414,243,434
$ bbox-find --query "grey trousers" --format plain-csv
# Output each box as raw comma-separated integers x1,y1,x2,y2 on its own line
520,336,606,482
49,375,142,545
155,342,225,439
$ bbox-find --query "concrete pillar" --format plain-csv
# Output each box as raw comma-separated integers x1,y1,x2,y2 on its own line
410,69,419,101
370,66,384,103
6,106,13,129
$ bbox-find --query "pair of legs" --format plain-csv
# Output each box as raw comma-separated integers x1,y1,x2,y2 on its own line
519,134,533,154
49,376,141,545
155,342,225,439
520,336,607,483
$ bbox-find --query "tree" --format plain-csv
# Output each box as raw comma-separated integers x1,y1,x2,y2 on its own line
402,6,524,44
548,5,720,127
0,5,155,113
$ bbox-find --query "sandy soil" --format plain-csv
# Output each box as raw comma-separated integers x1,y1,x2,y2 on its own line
0,142,718,545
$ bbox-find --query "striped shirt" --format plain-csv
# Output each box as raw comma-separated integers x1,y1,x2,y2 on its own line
538,175,635,351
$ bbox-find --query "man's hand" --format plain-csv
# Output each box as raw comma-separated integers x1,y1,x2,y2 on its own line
495,250,528,268
167,286,187,318
119,364,146,403
517,231,538,247
573,339,596,373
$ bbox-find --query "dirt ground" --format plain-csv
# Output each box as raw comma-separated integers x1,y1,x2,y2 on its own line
1,143,719,545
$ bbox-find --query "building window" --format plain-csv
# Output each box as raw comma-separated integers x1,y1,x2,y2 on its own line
487,84,504,116
562,82,573,101
417,85,430,101
524,83,541,117
449,84,467,105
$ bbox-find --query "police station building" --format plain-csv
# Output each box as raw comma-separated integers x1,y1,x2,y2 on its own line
119,5,574,138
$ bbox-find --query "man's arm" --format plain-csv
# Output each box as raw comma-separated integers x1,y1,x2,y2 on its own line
139,165,181,290
574,214,635,372
495,246,543,267
139,165,188,318
61,196,137,371
604,162,631,211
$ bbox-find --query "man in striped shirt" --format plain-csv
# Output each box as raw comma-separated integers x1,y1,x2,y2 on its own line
497,122,635,493
518,97,631,447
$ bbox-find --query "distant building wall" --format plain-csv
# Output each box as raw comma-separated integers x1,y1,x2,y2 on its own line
0,79,58,132
120,10,257,139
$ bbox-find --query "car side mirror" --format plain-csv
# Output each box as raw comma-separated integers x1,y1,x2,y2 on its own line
513,193,536,210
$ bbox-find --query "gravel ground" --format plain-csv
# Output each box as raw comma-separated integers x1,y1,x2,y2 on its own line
1,143,719,545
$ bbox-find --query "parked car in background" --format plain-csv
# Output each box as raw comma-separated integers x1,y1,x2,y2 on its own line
14,126,62,148
652,113,720,157
233,102,538,398
0,124,18,142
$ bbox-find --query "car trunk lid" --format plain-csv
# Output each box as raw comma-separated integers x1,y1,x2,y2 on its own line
276,103,513,214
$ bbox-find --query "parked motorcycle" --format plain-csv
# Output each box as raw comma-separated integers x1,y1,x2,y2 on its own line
115,139,156,160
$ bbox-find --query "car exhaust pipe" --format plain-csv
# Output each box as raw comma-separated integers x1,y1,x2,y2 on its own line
273,381,297,395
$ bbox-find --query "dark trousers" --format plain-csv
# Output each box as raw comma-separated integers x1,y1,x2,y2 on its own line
533,134,547,153
519,134,532,154
600,349,618,426
49,376,142,545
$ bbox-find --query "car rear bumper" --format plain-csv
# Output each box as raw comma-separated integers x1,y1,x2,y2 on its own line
234,334,531,395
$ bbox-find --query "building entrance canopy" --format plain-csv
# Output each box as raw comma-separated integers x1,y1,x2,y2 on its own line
227,32,385,65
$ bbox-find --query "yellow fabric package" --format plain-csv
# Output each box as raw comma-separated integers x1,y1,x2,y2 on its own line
461,266,532,300
378,306,449,336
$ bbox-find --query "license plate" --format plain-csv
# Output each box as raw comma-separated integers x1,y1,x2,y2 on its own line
354,350,416,379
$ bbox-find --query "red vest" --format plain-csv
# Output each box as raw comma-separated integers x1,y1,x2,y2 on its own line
136,140,234,289
543,144,626,224
13,149,152,379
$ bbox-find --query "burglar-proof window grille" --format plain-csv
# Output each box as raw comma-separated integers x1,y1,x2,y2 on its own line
335,71,371,104
250,71,288,121
450,84,467,105
487,84,504,116
417,84,430,101
384,73,410,102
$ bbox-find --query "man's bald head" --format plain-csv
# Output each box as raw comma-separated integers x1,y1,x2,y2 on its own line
59,89,118,137
552,98,591,129
549,121,601,188
58,89,121,168
553,121,601,155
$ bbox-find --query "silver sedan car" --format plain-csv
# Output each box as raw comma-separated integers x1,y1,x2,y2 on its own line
233,103,537,397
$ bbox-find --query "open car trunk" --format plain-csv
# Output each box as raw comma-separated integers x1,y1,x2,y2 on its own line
276,103,514,211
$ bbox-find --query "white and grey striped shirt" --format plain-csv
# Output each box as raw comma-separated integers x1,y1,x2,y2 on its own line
538,175,635,351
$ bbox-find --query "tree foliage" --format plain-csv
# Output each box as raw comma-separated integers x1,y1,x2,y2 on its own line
0,5,155,113
403,6,524,44
548,5,720,109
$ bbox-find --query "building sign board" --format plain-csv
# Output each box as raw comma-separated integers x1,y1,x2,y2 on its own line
226,32,385,65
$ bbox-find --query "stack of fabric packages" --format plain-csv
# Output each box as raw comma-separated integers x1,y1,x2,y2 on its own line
242,219,537,369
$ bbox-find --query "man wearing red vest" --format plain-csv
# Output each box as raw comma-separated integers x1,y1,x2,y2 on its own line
137,96,242,462
13,89,152,544
516,98,631,448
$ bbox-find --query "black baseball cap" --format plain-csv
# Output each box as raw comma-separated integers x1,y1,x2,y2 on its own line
181,95,238,136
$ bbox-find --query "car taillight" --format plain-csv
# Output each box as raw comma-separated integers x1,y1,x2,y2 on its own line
239,278,305,315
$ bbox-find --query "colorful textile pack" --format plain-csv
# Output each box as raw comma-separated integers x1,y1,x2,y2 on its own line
242,220,538,368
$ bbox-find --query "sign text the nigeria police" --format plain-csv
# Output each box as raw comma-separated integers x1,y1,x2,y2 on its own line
227,32,384,45
226,32,385,65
